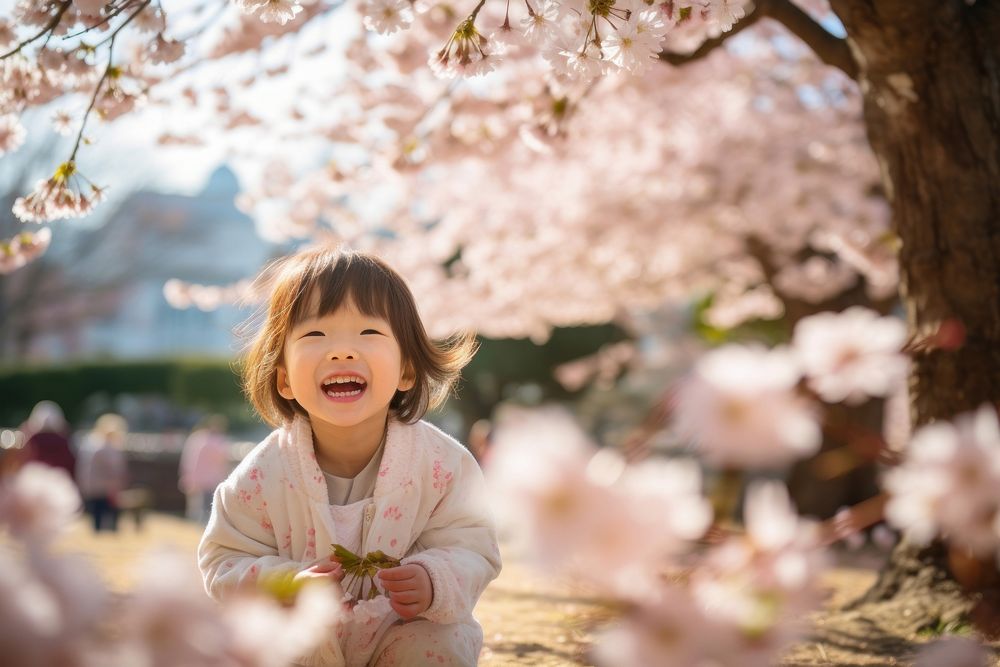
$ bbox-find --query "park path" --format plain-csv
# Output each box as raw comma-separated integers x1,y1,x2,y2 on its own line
51,513,603,666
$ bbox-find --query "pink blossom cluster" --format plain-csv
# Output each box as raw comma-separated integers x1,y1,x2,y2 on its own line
0,463,344,667
227,30,889,340
488,408,829,666
1,0,184,241
0,227,52,274
163,277,256,311
885,405,1000,558
671,307,908,469
12,161,106,223
489,406,712,592
332,0,751,79
595,483,825,666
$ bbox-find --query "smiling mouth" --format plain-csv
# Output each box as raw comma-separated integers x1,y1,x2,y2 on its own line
322,376,368,398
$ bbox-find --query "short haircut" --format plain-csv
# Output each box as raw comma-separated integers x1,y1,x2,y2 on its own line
240,246,477,427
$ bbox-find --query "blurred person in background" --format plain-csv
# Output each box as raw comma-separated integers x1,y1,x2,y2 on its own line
20,400,76,481
178,414,231,524
76,413,129,532
467,418,494,466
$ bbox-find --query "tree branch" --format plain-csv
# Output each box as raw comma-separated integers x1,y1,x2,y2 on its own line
658,3,766,66
763,0,857,78
659,0,858,80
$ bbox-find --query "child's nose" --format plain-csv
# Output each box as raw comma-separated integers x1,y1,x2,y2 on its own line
327,345,356,361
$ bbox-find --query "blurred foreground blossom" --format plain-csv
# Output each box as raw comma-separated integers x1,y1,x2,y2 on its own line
914,636,991,667
0,113,26,155
595,482,825,667
0,549,108,667
489,407,711,592
884,405,1000,557
793,307,908,404
0,465,343,667
672,345,821,469
0,462,81,544
0,227,52,274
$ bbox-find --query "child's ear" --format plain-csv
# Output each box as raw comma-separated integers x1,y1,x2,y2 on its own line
276,365,295,400
398,363,416,392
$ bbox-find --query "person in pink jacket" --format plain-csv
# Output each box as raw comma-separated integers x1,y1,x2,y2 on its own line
179,415,232,524
198,247,501,666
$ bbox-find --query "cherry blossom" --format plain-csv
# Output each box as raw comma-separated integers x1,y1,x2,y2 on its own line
0,549,108,667
0,113,26,155
72,0,108,18
884,405,1000,557
0,463,81,544
594,481,824,667
362,0,415,34
519,1,559,46
914,637,991,667
237,0,306,26
146,34,186,65
13,162,104,223
672,345,821,469
793,307,908,404
488,406,711,591
0,228,53,275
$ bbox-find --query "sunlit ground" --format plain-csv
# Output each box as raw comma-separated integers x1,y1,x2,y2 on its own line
23,511,1000,666
47,513,605,666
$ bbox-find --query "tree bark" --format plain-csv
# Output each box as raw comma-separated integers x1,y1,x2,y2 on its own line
828,0,1000,614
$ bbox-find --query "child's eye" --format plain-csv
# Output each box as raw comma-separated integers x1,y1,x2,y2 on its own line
302,331,324,338
361,329,383,336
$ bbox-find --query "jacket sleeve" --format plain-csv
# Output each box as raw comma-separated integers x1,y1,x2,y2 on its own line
402,450,502,625
198,465,300,601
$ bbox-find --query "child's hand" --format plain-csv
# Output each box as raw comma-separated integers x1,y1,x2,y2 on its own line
377,563,433,619
293,555,345,585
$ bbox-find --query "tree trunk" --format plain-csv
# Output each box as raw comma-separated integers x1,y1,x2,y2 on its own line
828,0,1000,622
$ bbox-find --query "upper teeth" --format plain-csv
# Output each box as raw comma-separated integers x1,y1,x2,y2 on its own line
323,376,365,386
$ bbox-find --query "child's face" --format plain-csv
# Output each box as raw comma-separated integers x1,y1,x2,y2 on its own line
277,297,414,431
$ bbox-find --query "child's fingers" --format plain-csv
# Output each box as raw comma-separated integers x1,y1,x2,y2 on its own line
379,577,416,593
387,590,422,605
310,561,342,574
389,599,423,619
307,554,340,568
377,565,418,581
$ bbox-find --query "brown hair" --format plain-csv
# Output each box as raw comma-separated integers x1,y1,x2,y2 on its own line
240,246,477,427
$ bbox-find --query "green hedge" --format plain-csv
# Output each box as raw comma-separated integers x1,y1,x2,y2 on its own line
0,324,627,430
0,358,248,427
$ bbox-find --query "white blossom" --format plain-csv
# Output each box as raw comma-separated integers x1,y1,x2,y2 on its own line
673,345,821,469
520,1,560,45
0,463,81,544
793,307,908,404
884,405,1000,556
362,0,414,35
0,113,26,156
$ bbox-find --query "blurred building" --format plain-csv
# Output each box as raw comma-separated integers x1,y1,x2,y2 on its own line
24,166,281,360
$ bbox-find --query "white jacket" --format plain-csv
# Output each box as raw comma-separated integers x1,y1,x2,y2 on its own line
198,415,501,666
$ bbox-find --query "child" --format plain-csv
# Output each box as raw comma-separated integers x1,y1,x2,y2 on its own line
198,247,501,666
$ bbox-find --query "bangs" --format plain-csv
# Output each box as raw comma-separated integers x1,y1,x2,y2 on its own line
286,251,401,330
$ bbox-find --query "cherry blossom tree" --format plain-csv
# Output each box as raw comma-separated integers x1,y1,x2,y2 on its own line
2,0,999,656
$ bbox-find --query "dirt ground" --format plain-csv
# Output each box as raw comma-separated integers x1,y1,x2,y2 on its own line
37,514,1000,666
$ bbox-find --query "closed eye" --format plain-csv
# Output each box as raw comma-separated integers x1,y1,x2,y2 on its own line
361,329,384,335
301,331,324,338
